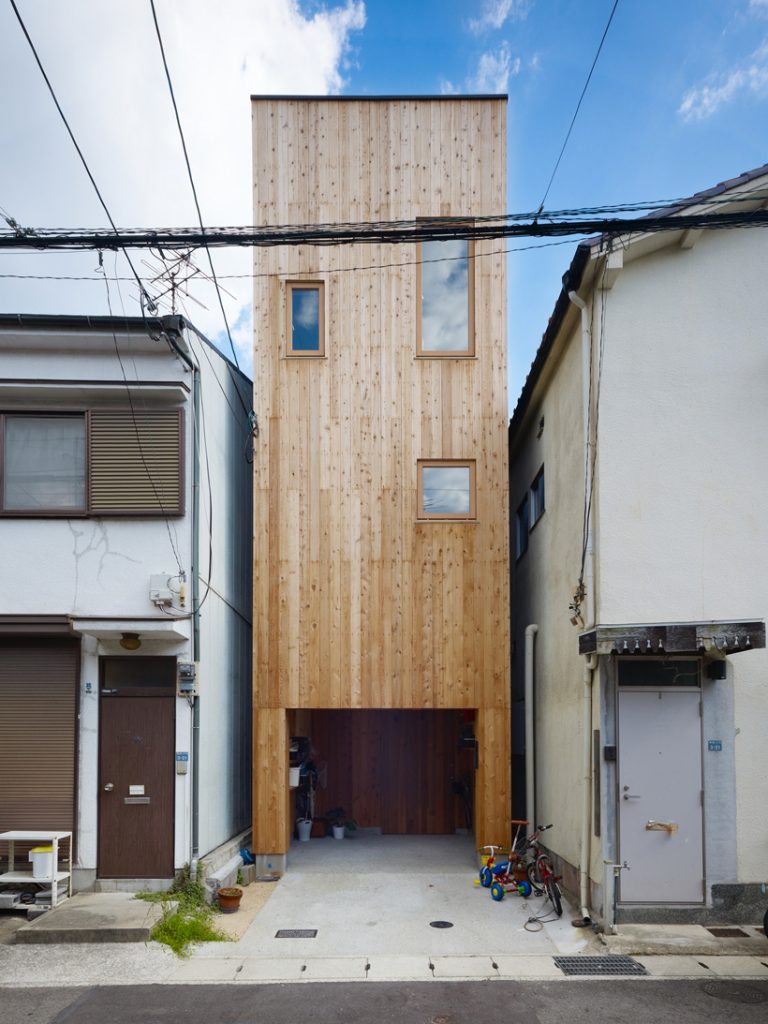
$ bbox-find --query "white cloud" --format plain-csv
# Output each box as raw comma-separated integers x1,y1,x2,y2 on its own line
750,0,768,14
678,37,768,120
442,41,520,95
469,0,531,35
0,0,367,379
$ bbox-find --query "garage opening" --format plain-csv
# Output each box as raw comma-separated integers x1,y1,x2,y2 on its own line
289,709,476,837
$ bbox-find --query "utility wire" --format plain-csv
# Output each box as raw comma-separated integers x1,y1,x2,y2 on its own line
8,0,158,313
535,0,621,216
147,0,240,369
0,236,584,283
2,207,766,251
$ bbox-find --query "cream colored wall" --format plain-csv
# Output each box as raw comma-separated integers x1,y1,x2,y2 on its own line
595,226,768,881
510,315,587,872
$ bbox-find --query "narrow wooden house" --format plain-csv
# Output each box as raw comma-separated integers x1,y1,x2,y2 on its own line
251,96,510,868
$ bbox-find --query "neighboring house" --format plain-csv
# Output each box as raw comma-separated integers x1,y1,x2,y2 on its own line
509,165,768,926
0,313,252,891
251,95,511,870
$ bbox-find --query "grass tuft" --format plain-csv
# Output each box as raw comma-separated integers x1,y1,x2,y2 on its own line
136,865,229,957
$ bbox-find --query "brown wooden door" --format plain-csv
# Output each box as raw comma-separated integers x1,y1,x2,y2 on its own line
98,696,175,878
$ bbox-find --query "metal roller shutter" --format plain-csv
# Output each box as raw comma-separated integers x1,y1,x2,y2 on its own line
0,639,79,835
89,409,183,515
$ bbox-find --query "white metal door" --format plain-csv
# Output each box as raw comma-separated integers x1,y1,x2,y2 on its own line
618,689,704,902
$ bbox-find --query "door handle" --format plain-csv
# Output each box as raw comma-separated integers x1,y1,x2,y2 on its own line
646,820,678,833
622,793,641,800
103,783,114,792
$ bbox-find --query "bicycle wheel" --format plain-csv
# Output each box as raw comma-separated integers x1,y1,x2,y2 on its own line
526,860,544,893
545,875,563,917
490,881,505,902
480,866,493,888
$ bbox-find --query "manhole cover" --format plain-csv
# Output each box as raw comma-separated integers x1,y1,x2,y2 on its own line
275,929,318,938
703,982,768,1004
429,920,454,929
554,955,647,976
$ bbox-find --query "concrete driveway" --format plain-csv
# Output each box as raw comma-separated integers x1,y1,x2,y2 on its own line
194,834,595,961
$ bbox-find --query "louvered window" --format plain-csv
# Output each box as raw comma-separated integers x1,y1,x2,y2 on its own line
0,410,183,516
89,410,183,515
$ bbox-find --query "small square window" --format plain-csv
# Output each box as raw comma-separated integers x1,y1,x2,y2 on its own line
418,460,476,519
515,495,529,559
287,281,324,356
530,466,545,527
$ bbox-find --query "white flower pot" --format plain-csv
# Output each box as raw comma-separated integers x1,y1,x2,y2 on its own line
297,818,312,842
332,825,345,840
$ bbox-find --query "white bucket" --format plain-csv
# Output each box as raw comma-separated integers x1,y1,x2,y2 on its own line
297,818,312,842
332,825,345,840
28,846,53,879
289,766,300,787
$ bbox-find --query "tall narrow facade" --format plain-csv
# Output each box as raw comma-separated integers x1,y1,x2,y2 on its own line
252,96,510,864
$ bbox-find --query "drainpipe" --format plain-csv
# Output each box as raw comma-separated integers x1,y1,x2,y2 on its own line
568,290,598,925
524,625,538,840
161,318,201,881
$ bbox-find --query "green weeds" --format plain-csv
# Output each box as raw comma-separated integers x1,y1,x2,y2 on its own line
136,866,228,957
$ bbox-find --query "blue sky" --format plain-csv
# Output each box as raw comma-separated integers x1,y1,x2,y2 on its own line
1,1,767,407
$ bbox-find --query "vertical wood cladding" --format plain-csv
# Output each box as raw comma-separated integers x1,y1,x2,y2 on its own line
252,98,510,849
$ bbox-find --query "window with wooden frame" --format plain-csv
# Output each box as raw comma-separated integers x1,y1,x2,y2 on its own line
287,281,325,356
0,409,183,516
417,460,476,520
416,236,475,356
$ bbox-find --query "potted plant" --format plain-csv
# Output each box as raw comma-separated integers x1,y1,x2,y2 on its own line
325,807,348,840
217,886,243,913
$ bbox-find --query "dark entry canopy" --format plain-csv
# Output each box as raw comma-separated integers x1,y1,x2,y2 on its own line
578,619,765,657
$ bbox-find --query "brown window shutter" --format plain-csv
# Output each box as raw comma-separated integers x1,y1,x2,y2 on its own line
89,409,183,515
0,639,78,836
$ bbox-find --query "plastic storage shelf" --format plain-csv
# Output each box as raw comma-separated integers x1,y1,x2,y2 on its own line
0,831,73,910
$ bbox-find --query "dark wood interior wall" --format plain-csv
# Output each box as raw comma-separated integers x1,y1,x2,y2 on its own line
308,710,472,834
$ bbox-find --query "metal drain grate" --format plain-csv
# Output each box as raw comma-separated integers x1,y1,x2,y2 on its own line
707,927,749,938
275,929,318,939
554,956,648,976
429,920,454,929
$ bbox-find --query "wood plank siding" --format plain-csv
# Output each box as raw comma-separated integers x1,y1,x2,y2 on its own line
252,97,510,854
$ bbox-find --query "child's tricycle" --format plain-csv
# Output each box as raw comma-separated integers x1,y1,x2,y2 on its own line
478,820,533,901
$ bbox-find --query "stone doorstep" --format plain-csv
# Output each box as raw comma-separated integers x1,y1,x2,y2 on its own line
600,923,768,958
13,892,167,945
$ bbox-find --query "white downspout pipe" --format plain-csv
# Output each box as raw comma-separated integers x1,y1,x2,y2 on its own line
524,625,538,840
569,289,598,924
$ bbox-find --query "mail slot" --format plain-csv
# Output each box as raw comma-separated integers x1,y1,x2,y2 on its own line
124,796,151,805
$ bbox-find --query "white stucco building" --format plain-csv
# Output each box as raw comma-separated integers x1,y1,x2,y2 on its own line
509,165,767,926
0,314,252,891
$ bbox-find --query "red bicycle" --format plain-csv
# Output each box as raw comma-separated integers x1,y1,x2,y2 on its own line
525,823,563,917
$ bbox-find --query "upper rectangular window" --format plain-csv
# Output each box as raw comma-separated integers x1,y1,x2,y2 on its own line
418,460,476,520
3,414,86,511
530,466,545,527
0,409,183,517
417,238,475,356
287,281,324,356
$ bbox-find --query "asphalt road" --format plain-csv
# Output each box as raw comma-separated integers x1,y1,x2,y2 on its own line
3,980,768,1024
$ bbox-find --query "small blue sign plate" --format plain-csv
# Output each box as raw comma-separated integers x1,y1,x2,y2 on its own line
707,740,722,752
175,752,189,762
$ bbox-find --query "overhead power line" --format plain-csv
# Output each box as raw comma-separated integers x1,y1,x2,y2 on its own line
148,0,240,369
1,208,766,251
535,0,621,215
8,0,158,312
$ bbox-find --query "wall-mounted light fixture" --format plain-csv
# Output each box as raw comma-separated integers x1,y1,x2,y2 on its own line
119,632,141,651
